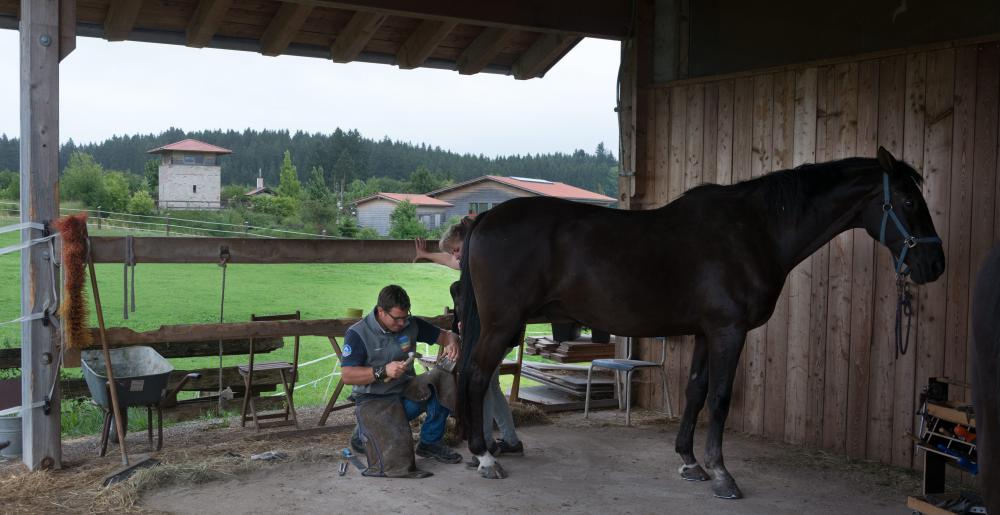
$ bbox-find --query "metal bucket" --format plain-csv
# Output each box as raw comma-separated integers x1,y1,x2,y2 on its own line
0,410,21,458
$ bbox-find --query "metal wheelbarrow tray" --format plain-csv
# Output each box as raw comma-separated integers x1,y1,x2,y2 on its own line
81,346,199,454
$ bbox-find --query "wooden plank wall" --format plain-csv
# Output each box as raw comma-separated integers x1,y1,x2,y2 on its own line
631,40,1000,468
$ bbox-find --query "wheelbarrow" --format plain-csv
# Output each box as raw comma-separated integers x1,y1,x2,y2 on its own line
81,346,200,455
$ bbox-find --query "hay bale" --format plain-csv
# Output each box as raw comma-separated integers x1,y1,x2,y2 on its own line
510,401,550,426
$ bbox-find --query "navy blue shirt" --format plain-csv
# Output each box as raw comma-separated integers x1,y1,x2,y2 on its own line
341,316,442,367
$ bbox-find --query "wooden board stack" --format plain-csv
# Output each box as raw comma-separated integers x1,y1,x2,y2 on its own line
523,336,616,363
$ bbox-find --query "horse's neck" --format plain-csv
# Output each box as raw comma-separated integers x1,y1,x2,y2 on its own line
778,171,878,271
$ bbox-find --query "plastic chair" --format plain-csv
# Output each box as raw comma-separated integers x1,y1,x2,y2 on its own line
584,336,672,426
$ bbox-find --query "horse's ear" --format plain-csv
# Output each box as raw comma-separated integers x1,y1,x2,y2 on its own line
876,146,896,172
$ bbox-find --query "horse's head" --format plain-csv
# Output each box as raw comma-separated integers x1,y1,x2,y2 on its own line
860,147,945,284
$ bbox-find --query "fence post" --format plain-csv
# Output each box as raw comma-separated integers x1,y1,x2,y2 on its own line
96,206,102,229
244,220,249,236
166,214,170,236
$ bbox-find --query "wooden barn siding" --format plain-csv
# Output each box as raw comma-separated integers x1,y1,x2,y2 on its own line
630,41,1000,468
434,182,531,220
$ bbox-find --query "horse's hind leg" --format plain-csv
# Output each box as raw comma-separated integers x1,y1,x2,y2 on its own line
675,335,711,482
703,327,747,499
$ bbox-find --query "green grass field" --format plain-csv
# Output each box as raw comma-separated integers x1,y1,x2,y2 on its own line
0,216,550,436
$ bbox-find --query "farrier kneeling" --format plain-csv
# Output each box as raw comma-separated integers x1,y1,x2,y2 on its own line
340,284,463,478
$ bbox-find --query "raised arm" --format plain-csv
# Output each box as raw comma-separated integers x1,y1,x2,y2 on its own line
414,238,460,270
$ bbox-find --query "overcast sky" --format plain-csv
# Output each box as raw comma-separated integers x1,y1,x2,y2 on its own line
0,30,620,158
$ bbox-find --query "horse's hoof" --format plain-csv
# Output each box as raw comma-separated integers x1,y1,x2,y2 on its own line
478,462,507,479
711,478,743,499
678,463,710,482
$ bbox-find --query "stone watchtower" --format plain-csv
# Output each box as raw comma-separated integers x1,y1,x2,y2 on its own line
147,139,232,209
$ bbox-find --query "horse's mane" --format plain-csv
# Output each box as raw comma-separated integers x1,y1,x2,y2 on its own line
683,157,924,220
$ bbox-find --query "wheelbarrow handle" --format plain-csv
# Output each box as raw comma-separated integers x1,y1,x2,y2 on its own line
160,373,202,408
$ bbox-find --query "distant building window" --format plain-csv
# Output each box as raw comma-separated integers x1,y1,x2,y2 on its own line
183,155,195,164
193,185,197,193
469,202,491,214
204,155,216,165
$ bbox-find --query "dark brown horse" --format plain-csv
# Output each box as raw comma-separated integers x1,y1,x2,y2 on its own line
971,243,1000,514
456,147,945,499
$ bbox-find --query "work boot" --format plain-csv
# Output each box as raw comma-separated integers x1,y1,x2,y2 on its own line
350,425,366,455
415,441,462,464
496,439,524,456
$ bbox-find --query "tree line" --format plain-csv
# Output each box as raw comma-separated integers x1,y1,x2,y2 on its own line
0,129,619,198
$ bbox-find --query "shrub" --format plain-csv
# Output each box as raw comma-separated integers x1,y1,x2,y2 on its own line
127,190,156,215
388,200,428,239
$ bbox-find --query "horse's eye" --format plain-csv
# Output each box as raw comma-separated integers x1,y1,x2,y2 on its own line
904,199,915,208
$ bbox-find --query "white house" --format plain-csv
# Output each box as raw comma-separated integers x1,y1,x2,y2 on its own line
354,193,453,236
148,138,232,209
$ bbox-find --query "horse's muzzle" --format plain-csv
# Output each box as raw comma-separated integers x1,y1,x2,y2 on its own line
909,244,946,284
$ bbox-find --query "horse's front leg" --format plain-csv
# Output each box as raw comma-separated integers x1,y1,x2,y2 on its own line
675,335,711,482
703,327,747,499
465,362,506,478
466,333,512,479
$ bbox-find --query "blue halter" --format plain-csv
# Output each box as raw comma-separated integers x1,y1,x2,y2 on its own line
878,173,941,276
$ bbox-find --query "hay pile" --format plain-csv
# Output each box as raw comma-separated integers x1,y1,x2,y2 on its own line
0,408,353,513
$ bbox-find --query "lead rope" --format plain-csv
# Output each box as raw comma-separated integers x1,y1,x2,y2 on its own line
217,246,231,412
894,276,914,358
878,173,940,358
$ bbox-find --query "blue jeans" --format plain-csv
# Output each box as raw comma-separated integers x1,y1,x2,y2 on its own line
403,387,449,444
483,366,520,444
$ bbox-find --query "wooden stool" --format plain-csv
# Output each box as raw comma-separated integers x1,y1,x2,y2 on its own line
240,311,301,431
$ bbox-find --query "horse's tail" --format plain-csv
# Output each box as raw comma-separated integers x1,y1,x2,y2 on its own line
455,213,486,439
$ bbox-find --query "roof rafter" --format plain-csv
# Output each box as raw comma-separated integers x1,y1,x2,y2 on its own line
397,19,456,69
300,0,630,39
457,27,515,75
104,0,143,41
186,0,233,48
261,2,314,56
331,10,386,63
512,33,581,80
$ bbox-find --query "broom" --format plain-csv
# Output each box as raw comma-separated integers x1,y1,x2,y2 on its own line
54,213,129,465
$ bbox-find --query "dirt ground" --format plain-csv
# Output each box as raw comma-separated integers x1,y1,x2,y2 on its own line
128,409,918,515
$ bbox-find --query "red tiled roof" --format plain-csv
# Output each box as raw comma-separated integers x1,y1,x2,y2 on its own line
147,138,233,154
429,176,614,203
354,193,453,207
244,186,275,196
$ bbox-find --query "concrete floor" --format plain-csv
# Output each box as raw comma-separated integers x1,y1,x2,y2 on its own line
143,411,914,514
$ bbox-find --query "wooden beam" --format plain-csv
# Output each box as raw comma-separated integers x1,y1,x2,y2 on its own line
397,19,455,69
103,0,143,41
87,236,439,264
186,0,233,48
304,0,630,40
60,367,281,399
20,0,62,470
86,315,453,346
59,0,76,61
330,10,385,63
457,27,514,75
57,337,285,369
512,33,580,80
260,1,314,56
2,338,269,369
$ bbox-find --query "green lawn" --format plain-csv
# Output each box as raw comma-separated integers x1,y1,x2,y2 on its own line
0,217,550,436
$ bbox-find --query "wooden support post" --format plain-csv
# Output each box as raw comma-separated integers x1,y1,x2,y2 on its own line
20,0,62,470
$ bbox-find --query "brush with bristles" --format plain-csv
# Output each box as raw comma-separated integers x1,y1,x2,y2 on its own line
52,213,92,350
